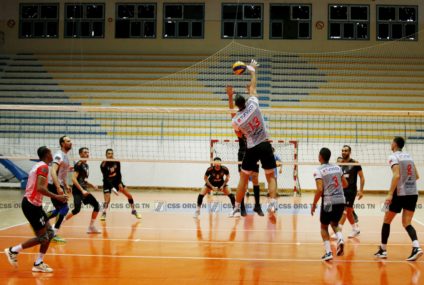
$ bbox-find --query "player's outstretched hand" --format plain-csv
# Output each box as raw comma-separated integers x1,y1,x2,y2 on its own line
311,203,316,216
247,59,259,72
56,194,68,203
226,85,234,97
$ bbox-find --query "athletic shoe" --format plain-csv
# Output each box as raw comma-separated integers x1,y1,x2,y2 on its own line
348,229,360,238
322,252,333,261
87,226,101,234
229,208,241,218
4,247,18,268
374,247,387,259
253,205,264,216
193,209,200,219
406,247,423,261
336,240,344,256
32,262,53,273
132,210,142,219
111,187,119,196
100,212,106,221
51,235,66,243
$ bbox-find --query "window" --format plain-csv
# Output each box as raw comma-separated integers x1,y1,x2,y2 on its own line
65,3,105,38
377,6,418,41
328,5,369,40
163,4,204,38
116,3,156,38
270,4,311,39
222,4,263,39
20,3,59,38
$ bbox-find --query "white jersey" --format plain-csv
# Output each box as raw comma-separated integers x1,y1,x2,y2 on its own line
313,163,345,205
48,150,70,186
388,151,418,196
232,97,269,149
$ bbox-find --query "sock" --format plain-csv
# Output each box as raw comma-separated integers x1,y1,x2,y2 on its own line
412,240,420,248
351,223,357,230
382,223,390,245
405,225,418,243
11,244,23,253
324,240,331,254
35,253,45,265
336,231,344,242
241,197,245,211
381,244,387,250
197,194,204,208
228,194,235,208
235,202,240,209
270,198,277,207
90,219,95,227
253,185,260,206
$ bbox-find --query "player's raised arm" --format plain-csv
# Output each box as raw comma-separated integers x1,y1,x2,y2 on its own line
247,59,259,97
226,85,236,118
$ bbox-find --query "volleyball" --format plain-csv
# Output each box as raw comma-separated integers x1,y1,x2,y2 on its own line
232,61,246,75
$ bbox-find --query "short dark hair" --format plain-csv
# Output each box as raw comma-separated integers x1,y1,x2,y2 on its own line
234,94,246,110
59,135,67,147
106,148,113,154
342,145,351,152
319,147,331,163
393,136,405,149
213,157,221,161
79,147,88,154
37,146,50,160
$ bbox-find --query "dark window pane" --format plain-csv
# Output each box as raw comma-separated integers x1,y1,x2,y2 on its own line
144,21,155,37
351,6,367,20
270,5,290,20
292,6,310,20
244,5,261,19
139,5,155,19
118,5,135,19
184,5,203,20
92,22,103,37
67,5,83,19
271,22,283,37
392,24,402,39
21,21,32,37
116,20,130,38
131,22,141,37
41,6,57,19
251,22,261,37
223,5,242,20
65,21,78,37
378,7,395,21
87,5,103,19
283,21,298,39
356,23,368,39
237,22,248,38
344,23,354,38
223,22,235,37
330,6,348,20
399,7,416,22
81,22,90,37
330,23,341,38
165,5,182,19
378,23,389,39
164,21,176,37
405,24,416,39
46,22,58,37
192,22,202,37
33,22,44,37
178,21,189,37
22,6,38,19
299,22,310,38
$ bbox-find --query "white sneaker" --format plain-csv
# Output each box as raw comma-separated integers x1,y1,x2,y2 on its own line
4,247,18,268
32,262,53,273
348,229,360,238
193,209,200,219
87,225,101,234
229,208,241,218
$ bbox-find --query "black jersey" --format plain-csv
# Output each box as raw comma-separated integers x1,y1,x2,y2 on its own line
338,158,362,192
74,160,89,188
100,161,122,182
205,166,229,184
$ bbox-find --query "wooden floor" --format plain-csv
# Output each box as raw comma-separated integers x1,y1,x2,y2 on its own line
0,190,423,284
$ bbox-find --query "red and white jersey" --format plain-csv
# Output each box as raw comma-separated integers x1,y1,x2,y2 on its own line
388,151,417,196
24,161,49,206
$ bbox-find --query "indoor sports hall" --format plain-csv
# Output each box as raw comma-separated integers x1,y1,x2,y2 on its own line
0,1,424,284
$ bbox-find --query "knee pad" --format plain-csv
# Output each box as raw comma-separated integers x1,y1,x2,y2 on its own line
72,208,81,216
59,205,69,216
47,227,55,240
128,198,134,204
92,200,100,212
37,232,50,243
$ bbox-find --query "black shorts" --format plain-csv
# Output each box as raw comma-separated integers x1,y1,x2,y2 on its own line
241,141,277,172
320,203,345,225
103,178,125,194
205,180,227,190
22,197,48,231
389,191,418,213
48,183,68,209
238,151,259,173
344,189,357,208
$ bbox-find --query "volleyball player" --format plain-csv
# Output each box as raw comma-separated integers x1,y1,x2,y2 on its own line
311,148,348,261
100,148,141,221
65,147,101,234
229,59,278,218
226,85,264,217
4,146,68,273
273,147,283,195
194,157,235,218
46,135,72,243
337,145,365,238
375,137,422,261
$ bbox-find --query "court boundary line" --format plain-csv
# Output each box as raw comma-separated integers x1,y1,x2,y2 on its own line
0,222,28,232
